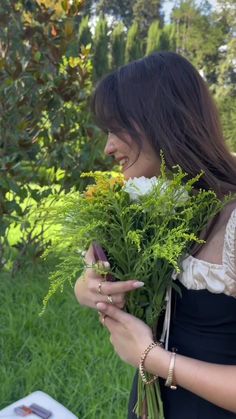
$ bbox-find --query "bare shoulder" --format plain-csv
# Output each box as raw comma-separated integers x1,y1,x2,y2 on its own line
219,200,236,225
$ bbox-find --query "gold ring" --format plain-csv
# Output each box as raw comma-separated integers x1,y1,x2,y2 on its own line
98,282,103,295
107,294,113,304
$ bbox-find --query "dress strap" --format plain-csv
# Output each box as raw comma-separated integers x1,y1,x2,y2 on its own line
160,286,172,350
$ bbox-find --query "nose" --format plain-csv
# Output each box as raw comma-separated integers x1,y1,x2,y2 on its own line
104,133,116,156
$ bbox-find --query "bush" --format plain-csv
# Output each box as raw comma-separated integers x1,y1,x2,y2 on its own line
0,0,109,269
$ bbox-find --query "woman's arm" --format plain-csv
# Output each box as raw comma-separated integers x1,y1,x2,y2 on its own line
96,301,236,414
146,345,236,413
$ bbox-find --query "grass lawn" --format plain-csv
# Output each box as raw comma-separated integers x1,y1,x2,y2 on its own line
0,261,134,418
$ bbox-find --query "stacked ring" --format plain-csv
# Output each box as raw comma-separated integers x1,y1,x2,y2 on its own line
107,295,113,304
102,315,107,325
98,282,103,295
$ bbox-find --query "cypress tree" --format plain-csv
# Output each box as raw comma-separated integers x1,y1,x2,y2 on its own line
78,15,92,46
163,24,176,52
146,21,174,55
110,22,126,69
125,22,142,63
93,16,109,80
146,20,162,55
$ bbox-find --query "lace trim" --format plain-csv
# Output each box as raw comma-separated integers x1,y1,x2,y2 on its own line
223,207,236,274
177,207,236,297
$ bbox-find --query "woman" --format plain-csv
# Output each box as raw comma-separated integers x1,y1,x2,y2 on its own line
74,52,236,418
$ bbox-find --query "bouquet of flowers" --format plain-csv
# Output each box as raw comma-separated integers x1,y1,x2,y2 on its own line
41,162,226,418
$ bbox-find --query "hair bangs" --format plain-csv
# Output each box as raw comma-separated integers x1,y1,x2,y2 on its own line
91,73,131,136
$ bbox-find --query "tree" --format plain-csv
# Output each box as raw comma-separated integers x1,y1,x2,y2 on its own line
146,20,170,55
171,0,224,81
163,23,176,51
96,0,136,27
133,0,163,38
82,0,94,16
213,0,236,94
93,15,109,79
79,15,92,46
110,22,126,69
213,0,236,151
125,22,142,63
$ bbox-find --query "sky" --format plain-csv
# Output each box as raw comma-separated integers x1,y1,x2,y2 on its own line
90,0,219,32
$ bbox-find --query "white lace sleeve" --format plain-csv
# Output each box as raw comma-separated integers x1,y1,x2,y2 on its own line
223,208,236,296
177,208,236,298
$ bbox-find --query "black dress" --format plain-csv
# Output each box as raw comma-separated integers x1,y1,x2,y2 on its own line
128,281,236,419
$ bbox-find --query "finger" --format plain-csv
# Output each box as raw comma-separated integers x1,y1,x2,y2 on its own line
96,260,110,271
98,312,115,331
86,259,111,281
116,300,125,309
92,279,144,295
98,312,105,325
100,313,117,333
96,302,131,324
85,244,96,265
86,244,110,271
96,293,124,307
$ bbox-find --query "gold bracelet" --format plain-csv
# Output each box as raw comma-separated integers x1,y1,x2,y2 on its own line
139,341,162,385
165,351,177,390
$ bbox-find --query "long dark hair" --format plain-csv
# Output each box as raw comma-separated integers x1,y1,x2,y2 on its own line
91,52,236,197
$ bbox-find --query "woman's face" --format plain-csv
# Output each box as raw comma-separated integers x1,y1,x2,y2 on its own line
104,132,161,179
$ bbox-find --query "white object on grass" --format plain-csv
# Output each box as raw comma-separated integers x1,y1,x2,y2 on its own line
0,391,78,419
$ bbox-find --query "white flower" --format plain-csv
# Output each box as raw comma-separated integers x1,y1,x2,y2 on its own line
123,176,189,204
123,176,159,201
160,181,189,204
173,188,189,204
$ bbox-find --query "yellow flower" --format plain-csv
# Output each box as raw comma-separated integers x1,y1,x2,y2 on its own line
84,172,124,200
84,185,98,199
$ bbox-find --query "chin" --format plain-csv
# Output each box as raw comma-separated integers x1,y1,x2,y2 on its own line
123,169,158,179
123,169,139,179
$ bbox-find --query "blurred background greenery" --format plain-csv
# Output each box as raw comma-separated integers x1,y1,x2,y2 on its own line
0,0,235,416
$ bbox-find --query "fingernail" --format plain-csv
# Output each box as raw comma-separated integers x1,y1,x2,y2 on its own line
96,302,107,310
98,260,110,269
103,261,110,268
133,281,145,288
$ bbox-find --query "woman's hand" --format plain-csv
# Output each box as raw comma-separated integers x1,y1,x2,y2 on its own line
74,245,144,309
96,302,154,368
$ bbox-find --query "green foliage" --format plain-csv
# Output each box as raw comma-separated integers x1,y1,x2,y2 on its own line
96,0,136,28
78,15,92,46
163,23,177,51
0,0,109,269
110,22,126,69
125,22,142,63
213,0,236,93
40,167,225,320
217,96,236,152
211,1,236,151
146,21,170,55
171,0,224,81
133,0,163,38
93,15,109,80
